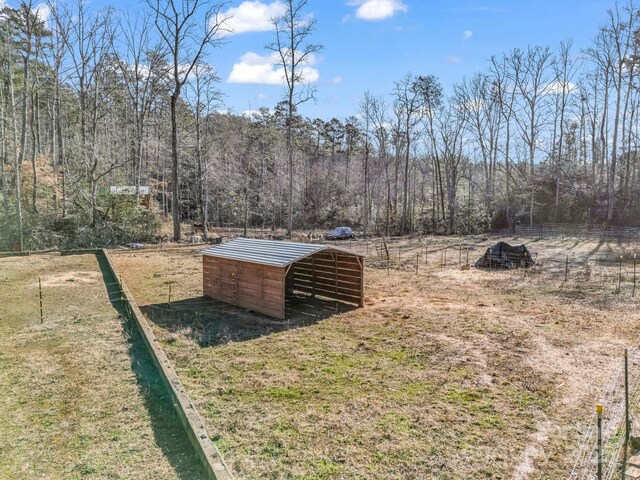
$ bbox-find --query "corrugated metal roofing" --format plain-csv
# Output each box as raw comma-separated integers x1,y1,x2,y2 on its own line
201,237,362,268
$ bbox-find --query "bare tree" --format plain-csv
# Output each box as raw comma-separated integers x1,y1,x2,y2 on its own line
453,73,502,211
490,54,518,226
549,40,578,221
358,92,374,238
268,0,322,236
601,3,637,221
393,73,424,234
57,0,119,226
147,0,228,240
415,75,446,226
185,63,221,239
115,13,169,191
506,46,556,177
3,13,23,249
504,46,555,225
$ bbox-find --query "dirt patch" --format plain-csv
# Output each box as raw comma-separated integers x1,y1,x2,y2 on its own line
39,270,101,287
514,420,552,479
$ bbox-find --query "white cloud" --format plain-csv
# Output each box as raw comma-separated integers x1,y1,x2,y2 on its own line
463,30,473,40
220,1,286,35
455,100,484,112
542,81,577,95
332,75,343,85
34,3,51,23
348,0,408,21
227,51,319,85
446,55,462,64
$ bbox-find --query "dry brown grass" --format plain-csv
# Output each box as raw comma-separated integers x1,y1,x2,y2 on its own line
0,253,206,479
110,236,640,479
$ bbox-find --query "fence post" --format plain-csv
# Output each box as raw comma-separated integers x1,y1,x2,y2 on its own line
168,284,172,310
39,277,43,324
597,403,603,480
633,253,637,298
459,244,462,268
425,244,428,265
444,246,447,267
623,349,629,480
617,256,623,295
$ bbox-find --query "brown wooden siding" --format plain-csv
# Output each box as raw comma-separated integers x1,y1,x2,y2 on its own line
203,256,286,319
292,251,364,306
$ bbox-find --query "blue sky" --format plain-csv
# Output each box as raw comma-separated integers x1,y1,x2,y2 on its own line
10,0,617,120
216,0,614,120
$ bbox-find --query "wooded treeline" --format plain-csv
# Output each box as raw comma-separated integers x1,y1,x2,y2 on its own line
1,0,640,250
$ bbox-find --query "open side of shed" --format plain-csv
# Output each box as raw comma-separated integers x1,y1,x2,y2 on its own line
202,238,364,319
288,250,364,306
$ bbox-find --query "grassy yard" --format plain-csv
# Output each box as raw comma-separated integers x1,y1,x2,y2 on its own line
110,236,640,479
0,253,206,479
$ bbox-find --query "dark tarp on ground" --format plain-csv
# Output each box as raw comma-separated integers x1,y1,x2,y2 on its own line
475,241,534,269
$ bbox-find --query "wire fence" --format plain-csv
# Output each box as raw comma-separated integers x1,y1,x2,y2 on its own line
321,236,640,298
517,224,640,241
569,348,640,480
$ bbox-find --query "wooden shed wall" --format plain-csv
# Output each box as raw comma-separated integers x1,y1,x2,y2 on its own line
291,251,364,306
203,256,285,319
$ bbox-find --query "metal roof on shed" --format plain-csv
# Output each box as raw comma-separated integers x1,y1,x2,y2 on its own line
201,237,361,268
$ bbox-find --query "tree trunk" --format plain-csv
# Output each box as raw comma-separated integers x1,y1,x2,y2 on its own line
8,50,24,251
287,100,293,237
30,91,37,214
171,92,181,241
401,128,410,234
363,139,369,238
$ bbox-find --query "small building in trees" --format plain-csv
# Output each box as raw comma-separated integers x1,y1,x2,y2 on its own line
109,186,151,207
201,238,365,319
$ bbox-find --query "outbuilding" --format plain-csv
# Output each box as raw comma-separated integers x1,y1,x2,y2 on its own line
202,238,365,319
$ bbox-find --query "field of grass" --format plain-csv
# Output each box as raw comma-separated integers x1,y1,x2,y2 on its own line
110,235,640,479
0,253,206,479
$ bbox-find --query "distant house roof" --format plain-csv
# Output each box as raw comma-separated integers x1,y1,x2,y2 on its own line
201,237,362,268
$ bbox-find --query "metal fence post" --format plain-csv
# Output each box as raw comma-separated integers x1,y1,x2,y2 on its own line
617,256,623,294
39,277,43,324
597,403,603,480
623,349,629,480
633,253,637,298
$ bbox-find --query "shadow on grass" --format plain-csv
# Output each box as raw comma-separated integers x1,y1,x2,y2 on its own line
139,293,358,348
96,254,208,480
